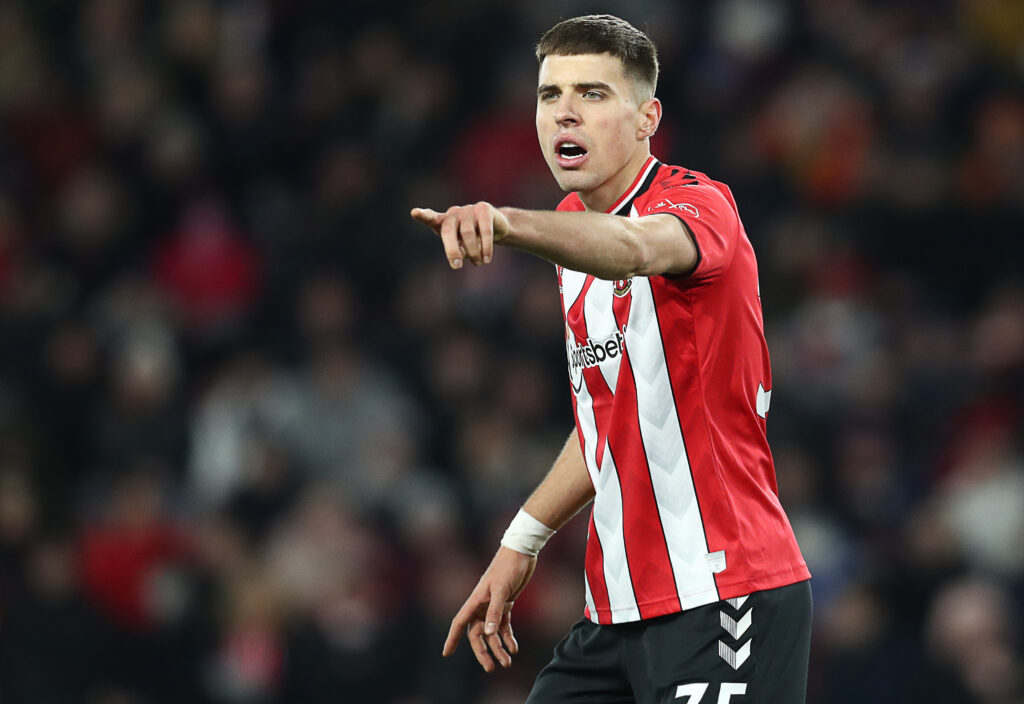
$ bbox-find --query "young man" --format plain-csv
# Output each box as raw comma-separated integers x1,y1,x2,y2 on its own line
411,14,811,704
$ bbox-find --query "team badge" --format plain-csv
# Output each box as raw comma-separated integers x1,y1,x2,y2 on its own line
613,278,632,297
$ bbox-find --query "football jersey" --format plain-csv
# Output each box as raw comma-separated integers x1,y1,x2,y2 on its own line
557,155,809,625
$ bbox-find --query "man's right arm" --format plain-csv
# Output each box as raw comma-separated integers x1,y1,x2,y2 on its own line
442,428,593,672
411,204,698,280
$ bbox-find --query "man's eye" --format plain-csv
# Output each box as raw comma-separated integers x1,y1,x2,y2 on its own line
584,91,603,100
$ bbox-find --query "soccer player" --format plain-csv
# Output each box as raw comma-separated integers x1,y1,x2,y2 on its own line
411,14,811,704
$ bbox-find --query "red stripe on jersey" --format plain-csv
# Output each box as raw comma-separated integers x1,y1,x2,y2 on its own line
609,293,682,618
584,511,612,624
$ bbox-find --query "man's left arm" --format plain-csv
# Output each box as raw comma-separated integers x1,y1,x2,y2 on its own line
410,204,697,280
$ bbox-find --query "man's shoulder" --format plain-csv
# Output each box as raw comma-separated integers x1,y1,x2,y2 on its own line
556,192,585,212
648,163,725,195
637,163,737,216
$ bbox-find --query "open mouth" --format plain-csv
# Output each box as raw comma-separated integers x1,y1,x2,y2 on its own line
558,143,588,160
554,137,589,166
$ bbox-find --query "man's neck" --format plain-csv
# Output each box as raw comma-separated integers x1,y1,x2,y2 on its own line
578,149,654,213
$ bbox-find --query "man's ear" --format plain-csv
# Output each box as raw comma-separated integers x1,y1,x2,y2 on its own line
638,98,662,140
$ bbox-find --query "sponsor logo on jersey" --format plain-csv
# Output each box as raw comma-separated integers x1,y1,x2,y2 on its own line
613,278,632,297
648,197,699,217
566,324,628,391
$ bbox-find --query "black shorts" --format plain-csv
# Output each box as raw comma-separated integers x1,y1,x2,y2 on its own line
526,580,812,704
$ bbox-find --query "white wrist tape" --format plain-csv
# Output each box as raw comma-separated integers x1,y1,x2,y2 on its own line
500,509,556,557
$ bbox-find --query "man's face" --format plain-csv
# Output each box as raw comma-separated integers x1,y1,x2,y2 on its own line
536,53,654,206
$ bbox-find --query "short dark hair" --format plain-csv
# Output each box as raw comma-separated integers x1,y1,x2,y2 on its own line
536,14,659,100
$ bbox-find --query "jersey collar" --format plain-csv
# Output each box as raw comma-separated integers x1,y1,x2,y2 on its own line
605,155,659,215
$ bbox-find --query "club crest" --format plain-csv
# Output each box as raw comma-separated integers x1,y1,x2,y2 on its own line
613,278,633,297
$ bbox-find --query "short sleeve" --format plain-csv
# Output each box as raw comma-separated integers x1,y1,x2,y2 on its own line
640,177,740,284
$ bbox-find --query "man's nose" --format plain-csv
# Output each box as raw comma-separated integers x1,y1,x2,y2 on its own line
553,94,581,125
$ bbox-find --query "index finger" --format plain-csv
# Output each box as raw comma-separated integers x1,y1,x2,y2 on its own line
410,208,445,237
410,207,442,225
443,607,472,657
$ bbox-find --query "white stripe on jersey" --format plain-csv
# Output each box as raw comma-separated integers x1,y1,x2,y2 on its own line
561,268,588,311
592,439,641,622
625,277,719,606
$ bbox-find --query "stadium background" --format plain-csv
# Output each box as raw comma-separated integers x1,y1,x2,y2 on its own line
0,0,1022,702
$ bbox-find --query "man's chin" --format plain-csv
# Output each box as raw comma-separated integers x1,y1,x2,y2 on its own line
552,169,595,194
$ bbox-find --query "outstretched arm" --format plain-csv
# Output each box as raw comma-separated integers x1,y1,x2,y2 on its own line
443,428,594,672
411,203,697,280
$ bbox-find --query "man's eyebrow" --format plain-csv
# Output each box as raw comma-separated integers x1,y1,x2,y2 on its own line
575,82,613,93
537,81,615,95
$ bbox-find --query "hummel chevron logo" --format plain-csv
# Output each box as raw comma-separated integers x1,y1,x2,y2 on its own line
726,595,748,610
718,639,751,670
720,608,752,639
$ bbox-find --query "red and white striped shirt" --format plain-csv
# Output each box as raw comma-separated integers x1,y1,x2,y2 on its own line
557,156,810,624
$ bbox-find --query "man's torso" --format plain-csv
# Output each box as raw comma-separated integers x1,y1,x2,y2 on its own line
557,157,810,624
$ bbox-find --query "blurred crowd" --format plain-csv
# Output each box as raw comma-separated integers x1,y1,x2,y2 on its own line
0,0,1021,702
